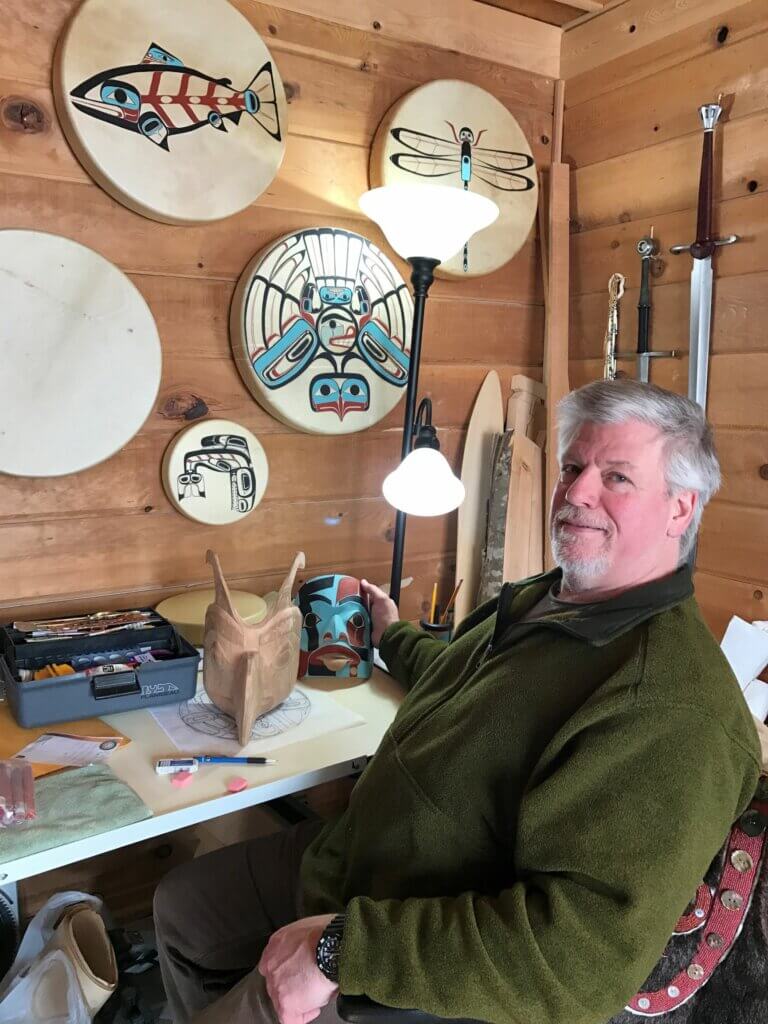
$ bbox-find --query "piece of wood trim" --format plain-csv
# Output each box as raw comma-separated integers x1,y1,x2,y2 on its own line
543,162,571,567
552,79,566,163
503,434,544,581
268,0,561,77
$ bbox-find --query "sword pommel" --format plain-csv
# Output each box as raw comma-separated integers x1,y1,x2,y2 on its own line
699,103,722,132
637,237,659,259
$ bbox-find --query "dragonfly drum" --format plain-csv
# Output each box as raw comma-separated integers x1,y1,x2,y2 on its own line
370,79,538,278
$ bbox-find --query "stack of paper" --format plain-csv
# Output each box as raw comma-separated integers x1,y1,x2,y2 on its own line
720,616,768,721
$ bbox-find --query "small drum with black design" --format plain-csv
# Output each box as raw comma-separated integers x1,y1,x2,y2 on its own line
162,419,268,525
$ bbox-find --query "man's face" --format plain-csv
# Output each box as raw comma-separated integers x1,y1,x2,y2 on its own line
549,420,695,593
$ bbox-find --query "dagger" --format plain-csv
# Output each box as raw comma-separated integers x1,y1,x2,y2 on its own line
636,234,658,383
670,103,738,410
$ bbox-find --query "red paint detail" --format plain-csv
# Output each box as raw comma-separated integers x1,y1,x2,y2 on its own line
626,798,768,1016
337,576,360,601
674,883,712,934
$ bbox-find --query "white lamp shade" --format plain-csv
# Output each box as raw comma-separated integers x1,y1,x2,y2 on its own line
359,184,499,263
383,447,466,516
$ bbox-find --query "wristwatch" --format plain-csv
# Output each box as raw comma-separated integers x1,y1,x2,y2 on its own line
316,913,345,984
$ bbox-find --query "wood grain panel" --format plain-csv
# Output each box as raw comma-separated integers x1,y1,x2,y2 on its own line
0,496,456,602
259,0,561,77
697,500,768,585
569,354,768,430
0,173,541,303
146,362,539,451
3,0,555,113
0,429,466,520
562,0,757,81
714,430,768,508
570,272,768,361
122,274,543,379
564,30,768,167
693,569,768,640
570,111,768,232
571,191,768,297
564,0,768,108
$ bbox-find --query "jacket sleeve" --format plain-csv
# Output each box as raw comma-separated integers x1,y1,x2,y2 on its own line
338,699,760,1024
378,595,499,691
378,621,446,692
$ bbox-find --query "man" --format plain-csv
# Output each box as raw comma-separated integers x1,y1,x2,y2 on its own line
154,380,761,1024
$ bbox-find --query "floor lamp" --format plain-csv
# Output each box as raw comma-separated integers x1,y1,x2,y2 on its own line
359,184,499,607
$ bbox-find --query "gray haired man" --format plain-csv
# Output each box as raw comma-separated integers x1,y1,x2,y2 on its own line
155,380,761,1024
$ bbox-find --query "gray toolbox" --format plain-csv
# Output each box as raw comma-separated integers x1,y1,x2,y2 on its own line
0,610,200,727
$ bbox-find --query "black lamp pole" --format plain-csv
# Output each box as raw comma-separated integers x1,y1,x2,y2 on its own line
389,256,440,608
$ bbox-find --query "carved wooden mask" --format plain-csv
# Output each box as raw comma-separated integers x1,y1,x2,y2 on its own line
203,549,304,746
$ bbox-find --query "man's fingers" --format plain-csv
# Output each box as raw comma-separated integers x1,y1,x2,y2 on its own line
301,1010,322,1024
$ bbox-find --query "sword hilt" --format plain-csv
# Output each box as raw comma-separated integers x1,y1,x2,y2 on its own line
670,234,739,255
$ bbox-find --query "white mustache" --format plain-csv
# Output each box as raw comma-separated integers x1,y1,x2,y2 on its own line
553,510,610,532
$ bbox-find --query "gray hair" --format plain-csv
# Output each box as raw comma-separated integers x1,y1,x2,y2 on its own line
556,379,721,560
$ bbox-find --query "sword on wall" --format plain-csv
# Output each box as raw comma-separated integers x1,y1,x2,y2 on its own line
670,102,739,410
636,232,676,383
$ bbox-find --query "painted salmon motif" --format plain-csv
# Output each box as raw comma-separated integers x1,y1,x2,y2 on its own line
69,42,282,150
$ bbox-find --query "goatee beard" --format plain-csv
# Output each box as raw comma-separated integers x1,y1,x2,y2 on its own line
550,528,610,591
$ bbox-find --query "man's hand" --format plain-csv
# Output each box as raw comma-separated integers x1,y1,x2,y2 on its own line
360,580,400,648
258,914,339,1024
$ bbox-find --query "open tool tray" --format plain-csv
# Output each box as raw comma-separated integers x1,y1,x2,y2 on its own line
0,610,200,727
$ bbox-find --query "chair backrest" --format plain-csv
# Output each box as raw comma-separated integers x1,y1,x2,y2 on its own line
607,778,768,1023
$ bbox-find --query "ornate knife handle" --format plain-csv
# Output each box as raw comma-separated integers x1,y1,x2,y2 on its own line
603,272,625,381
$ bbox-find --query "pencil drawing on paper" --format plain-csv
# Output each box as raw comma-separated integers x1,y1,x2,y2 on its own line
178,687,312,741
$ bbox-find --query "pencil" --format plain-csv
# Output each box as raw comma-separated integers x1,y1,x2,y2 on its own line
441,579,463,624
429,582,438,623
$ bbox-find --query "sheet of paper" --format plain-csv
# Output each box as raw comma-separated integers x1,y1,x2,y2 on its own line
720,616,768,688
0,702,129,778
13,733,123,767
743,678,768,722
150,684,365,755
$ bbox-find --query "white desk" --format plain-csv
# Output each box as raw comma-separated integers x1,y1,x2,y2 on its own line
0,669,403,888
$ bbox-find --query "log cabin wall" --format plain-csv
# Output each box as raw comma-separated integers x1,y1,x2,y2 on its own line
562,0,768,639
0,1,557,625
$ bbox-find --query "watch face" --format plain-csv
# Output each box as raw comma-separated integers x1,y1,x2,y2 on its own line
317,928,342,981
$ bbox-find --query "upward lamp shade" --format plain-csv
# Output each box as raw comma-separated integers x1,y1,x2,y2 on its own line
359,184,499,263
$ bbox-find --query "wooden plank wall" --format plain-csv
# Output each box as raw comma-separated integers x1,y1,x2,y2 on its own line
0,0,553,625
562,0,768,640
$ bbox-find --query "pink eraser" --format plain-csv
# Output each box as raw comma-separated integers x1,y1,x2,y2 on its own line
171,771,195,788
227,776,248,793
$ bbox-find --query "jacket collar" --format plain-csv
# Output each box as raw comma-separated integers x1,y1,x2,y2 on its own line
496,565,694,647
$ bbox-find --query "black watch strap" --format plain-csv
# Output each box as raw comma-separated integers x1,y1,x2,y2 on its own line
316,913,345,984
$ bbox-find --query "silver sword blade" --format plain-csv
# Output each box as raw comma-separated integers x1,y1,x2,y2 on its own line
637,353,650,384
688,257,713,410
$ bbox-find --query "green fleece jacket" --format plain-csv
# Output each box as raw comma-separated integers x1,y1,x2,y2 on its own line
300,568,761,1024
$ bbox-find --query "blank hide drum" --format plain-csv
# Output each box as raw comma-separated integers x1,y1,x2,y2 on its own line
0,230,161,478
